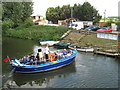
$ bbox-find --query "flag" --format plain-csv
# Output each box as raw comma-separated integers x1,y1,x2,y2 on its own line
4,56,10,62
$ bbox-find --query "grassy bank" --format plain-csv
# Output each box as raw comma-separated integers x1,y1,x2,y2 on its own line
62,30,118,52
4,25,70,41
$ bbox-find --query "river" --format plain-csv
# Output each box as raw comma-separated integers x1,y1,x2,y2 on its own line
2,37,119,88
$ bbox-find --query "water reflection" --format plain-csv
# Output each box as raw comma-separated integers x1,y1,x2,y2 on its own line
5,62,76,88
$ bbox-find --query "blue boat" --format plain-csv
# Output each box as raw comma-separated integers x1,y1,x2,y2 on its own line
10,50,77,73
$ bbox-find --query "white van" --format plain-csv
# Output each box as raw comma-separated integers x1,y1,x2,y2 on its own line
70,21,84,30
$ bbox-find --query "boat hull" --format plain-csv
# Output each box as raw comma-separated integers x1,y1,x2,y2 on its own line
11,50,77,73
40,41,59,46
68,45,94,52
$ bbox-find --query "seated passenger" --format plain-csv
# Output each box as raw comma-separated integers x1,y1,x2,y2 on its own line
30,54,35,60
62,49,68,55
55,50,61,60
19,58,24,63
25,55,30,62
67,50,73,56
48,53,56,62
36,53,39,60
23,56,27,64
30,58,34,65
43,53,46,62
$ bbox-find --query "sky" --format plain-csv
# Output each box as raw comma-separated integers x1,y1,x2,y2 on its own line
32,0,120,18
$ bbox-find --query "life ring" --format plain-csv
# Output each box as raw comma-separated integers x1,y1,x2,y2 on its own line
48,53,56,61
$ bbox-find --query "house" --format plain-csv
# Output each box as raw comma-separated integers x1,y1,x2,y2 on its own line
31,14,47,25
58,18,93,30
58,18,79,27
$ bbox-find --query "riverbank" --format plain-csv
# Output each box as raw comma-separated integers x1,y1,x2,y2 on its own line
62,30,119,57
3,25,71,41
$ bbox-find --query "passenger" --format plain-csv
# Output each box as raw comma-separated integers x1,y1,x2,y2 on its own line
48,53,56,62
38,49,43,62
19,58,24,63
30,54,35,60
30,58,34,65
67,50,73,56
25,55,30,62
56,50,61,60
69,50,73,54
62,49,68,55
36,53,39,60
54,52,57,60
23,56,27,64
45,44,50,61
34,58,38,65
43,53,46,62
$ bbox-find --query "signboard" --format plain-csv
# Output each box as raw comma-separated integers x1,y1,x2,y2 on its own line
97,33,118,40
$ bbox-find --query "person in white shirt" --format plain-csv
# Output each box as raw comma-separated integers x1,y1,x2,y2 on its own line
45,44,50,61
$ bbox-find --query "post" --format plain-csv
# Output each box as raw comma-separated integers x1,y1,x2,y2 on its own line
104,10,106,23
71,6,73,18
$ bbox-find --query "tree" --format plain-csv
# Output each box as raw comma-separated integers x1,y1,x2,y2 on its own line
60,5,71,20
73,4,82,19
92,8,102,24
46,7,58,23
2,2,33,28
46,6,63,24
46,2,101,24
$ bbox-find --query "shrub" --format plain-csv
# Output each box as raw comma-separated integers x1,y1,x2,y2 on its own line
104,18,115,27
116,21,120,30
2,19,14,30
4,25,69,41
20,18,34,28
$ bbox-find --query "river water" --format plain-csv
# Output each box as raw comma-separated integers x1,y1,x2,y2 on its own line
2,37,119,88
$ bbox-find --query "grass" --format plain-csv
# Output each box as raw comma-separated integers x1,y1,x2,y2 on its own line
4,25,71,41
62,30,118,52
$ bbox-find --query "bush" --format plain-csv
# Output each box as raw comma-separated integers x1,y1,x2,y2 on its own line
20,18,34,28
4,25,69,41
2,19,14,30
116,21,120,30
104,18,115,27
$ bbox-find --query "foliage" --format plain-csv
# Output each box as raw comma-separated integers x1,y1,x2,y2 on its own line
4,25,70,41
46,2,102,24
2,19,14,31
46,6,63,24
73,4,81,19
2,2,33,29
116,21,120,30
20,18,34,28
104,18,116,27
46,7,59,24
61,5,71,20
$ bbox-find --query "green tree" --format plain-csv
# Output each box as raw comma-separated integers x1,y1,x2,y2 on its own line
46,2,101,24
73,4,82,19
21,2,33,22
60,5,71,20
46,7,57,23
46,6,62,24
55,6,62,20
80,2,101,23
2,2,33,29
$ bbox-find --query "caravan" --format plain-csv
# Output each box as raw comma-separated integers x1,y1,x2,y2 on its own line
70,21,84,30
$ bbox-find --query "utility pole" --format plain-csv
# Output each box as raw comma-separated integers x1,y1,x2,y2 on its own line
70,5,73,27
104,10,106,23
71,6,73,18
